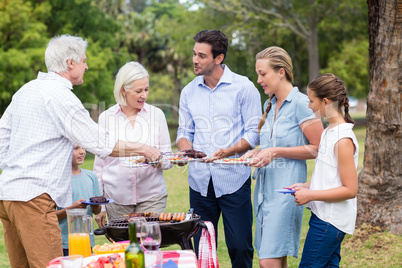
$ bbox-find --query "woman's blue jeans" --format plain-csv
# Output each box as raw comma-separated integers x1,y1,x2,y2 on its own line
299,212,346,268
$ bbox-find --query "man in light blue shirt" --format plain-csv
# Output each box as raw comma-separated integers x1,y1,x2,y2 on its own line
177,30,262,268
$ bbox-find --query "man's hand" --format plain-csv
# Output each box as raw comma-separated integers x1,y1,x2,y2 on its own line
205,148,229,162
95,211,107,228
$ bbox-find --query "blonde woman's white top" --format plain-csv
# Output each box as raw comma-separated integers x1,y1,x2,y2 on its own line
93,103,172,206
307,123,359,234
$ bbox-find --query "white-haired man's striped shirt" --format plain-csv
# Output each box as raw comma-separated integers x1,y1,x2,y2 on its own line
0,72,117,207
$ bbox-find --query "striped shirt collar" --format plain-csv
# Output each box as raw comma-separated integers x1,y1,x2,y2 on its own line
195,64,232,89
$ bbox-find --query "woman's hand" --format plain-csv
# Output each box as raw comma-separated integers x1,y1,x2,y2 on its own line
143,145,162,162
241,149,260,160
249,148,277,168
95,211,107,228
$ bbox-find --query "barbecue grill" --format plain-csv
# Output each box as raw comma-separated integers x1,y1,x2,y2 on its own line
94,214,205,250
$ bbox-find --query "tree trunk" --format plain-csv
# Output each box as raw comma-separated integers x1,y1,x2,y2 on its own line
307,13,320,82
172,66,179,122
356,0,402,234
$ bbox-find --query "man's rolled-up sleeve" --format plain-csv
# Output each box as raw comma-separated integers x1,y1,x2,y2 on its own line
241,84,262,148
176,89,195,143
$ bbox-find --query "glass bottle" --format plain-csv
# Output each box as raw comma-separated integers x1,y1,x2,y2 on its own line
125,219,145,268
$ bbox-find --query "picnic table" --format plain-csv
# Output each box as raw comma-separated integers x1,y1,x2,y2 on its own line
46,249,199,268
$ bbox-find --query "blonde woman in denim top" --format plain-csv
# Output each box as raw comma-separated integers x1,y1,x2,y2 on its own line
243,47,323,268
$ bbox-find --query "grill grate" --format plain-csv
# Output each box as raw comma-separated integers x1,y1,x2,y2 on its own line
106,216,161,228
106,217,128,228
105,215,200,228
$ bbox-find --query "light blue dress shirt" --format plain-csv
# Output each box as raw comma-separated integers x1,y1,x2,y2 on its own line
177,65,262,197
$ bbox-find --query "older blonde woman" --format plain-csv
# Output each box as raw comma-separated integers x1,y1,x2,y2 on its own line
94,62,172,227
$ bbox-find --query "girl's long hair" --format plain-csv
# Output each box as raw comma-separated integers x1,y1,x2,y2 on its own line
307,73,354,124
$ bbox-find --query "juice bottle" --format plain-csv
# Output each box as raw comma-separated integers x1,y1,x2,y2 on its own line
125,220,145,268
69,233,92,257
66,209,93,258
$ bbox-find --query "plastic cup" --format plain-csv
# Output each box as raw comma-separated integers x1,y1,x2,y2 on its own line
144,249,162,268
60,255,83,268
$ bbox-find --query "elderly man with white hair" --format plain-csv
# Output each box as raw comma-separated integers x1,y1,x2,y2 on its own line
0,34,161,268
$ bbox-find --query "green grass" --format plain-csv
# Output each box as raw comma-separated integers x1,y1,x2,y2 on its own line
1,125,401,267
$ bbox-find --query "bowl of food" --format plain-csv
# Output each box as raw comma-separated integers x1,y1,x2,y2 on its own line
93,242,129,255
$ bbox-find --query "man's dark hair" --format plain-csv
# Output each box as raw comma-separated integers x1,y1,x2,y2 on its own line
193,30,228,64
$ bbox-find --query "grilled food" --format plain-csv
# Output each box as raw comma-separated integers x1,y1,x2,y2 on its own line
89,196,108,203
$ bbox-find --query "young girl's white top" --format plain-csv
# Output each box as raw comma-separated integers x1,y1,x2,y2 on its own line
307,123,359,234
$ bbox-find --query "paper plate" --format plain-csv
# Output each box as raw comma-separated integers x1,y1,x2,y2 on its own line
167,156,208,164
275,189,296,194
213,158,253,165
83,253,124,266
81,199,115,205
121,156,162,168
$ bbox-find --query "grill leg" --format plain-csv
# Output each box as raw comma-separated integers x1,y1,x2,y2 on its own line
178,235,193,250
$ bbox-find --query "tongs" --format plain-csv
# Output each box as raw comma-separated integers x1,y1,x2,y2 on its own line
161,151,186,155
184,208,194,221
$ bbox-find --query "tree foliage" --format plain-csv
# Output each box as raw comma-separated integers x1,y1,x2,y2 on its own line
195,0,368,83
0,0,369,117
322,38,369,98
0,0,50,113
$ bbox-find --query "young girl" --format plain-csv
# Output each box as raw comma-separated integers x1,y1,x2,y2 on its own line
291,74,359,267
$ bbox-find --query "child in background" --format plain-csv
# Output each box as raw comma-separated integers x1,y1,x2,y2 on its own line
291,74,359,267
56,145,102,256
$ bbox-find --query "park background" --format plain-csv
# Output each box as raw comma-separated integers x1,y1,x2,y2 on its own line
0,0,401,267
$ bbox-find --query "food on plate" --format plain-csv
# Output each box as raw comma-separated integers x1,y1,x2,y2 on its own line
134,157,146,164
127,157,160,165
93,243,129,254
89,196,108,203
182,149,207,158
168,154,208,163
83,253,124,268
214,158,252,163
168,155,191,162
